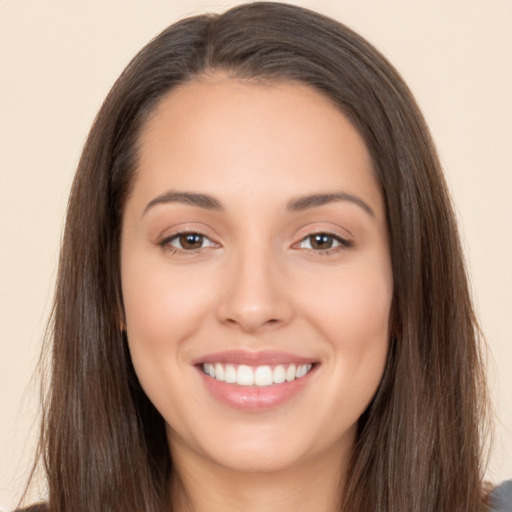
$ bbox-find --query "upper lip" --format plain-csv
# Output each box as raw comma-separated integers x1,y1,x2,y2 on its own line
193,350,317,366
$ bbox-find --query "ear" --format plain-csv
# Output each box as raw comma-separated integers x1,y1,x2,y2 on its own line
114,283,126,331
119,309,126,332
115,301,127,332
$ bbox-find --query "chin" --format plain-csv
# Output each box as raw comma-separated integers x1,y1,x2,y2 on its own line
207,444,309,474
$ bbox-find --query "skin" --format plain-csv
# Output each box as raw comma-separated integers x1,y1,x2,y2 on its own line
120,75,393,512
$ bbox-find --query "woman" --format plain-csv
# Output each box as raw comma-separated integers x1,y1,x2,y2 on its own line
18,2,507,511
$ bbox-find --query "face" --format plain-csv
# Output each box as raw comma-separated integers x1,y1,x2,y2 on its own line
120,76,393,475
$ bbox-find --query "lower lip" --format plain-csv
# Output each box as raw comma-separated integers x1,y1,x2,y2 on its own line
197,367,316,411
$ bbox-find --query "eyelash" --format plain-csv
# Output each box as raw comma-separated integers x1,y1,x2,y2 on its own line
158,230,217,255
294,232,353,255
157,231,353,255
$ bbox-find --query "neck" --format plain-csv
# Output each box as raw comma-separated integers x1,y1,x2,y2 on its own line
169,445,350,512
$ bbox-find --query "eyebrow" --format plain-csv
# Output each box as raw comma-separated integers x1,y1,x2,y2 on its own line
143,191,223,215
286,192,375,217
143,190,375,217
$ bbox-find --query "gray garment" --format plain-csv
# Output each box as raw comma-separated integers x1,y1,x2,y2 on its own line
489,481,512,511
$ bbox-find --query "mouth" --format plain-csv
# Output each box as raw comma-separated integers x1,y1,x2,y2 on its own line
194,350,318,411
200,362,314,387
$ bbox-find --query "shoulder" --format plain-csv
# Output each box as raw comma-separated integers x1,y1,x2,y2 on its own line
489,480,512,512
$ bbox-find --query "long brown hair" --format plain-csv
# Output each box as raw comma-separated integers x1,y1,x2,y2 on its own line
24,3,490,511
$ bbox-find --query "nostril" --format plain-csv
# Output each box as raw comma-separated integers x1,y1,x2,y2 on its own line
216,284,294,332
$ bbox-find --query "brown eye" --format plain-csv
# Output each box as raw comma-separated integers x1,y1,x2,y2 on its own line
178,233,204,250
162,232,217,252
309,234,334,250
296,233,351,252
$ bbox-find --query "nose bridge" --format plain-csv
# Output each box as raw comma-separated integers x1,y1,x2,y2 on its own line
217,232,292,332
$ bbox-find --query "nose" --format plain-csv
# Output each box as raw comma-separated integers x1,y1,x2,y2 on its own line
216,245,294,333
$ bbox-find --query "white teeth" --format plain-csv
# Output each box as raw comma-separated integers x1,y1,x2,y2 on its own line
254,366,273,386
202,362,313,386
214,363,224,382
273,365,286,384
237,365,254,386
297,363,312,378
286,364,296,382
224,364,237,383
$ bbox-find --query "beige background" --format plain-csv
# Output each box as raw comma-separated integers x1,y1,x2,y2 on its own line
1,0,511,508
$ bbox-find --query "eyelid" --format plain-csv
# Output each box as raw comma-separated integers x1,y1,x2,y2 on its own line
157,228,220,253
298,234,345,249
292,230,354,253
167,232,216,249
155,224,353,255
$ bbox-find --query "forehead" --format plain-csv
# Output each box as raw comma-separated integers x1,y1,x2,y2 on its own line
132,76,383,216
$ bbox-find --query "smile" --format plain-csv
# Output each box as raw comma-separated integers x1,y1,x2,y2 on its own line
195,350,318,410
202,363,314,387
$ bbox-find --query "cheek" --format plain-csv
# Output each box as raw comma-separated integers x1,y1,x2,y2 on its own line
120,255,216,407
302,260,392,402
120,256,214,414
122,255,214,344
305,259,392,348
326,282,391,349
